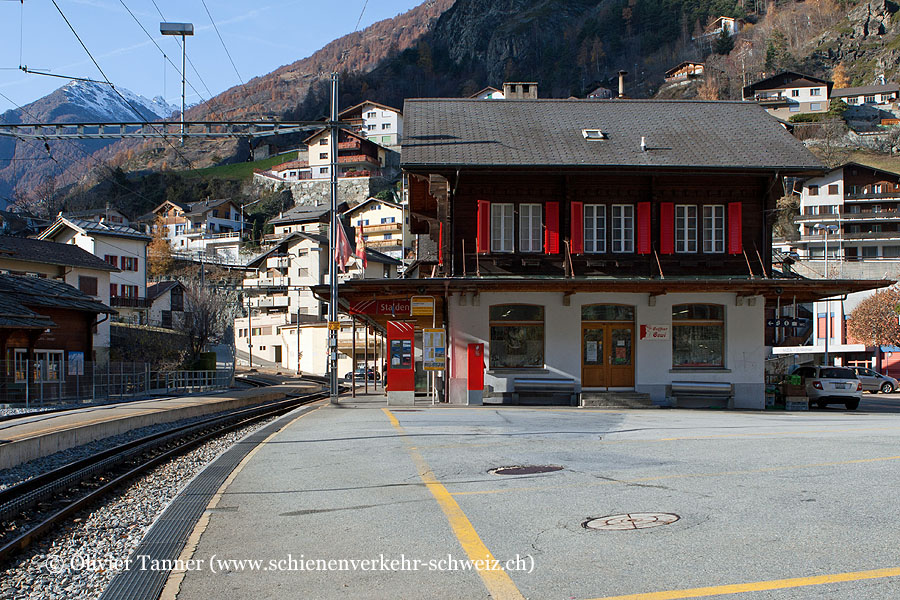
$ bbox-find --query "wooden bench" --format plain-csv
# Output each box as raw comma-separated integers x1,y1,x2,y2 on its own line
667,381,734,408
512,377,578,406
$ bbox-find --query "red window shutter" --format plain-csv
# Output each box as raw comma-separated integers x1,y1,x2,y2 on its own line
109,255,118,268
544,202,559,254
476,200,490,253
660,202,674,255
110,284,118,297
728,202,742,255
637,202,651,255
571,202,584,255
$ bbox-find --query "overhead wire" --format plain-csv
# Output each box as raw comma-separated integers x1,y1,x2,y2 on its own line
49,0,197,170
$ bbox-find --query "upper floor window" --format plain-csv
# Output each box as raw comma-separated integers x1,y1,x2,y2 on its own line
611,205,634,253
828,184,839,195
865,95,876,103
380,217,395,224
366,124,376,131
808,185,819,196
366,111,377,118
874,184,883,194
78,276,98,296
703,205,725,253
519,204,542,253
675,205,697,253
490,203,514,253
381,123,391,130
319,153,328,160
810,88,822,96
584,204,606,253
791,89,800,97
319,138,328,145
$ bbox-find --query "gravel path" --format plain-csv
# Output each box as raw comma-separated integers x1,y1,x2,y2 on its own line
0,416,277,600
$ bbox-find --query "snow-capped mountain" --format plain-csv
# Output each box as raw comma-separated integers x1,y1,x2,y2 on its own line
0,81,177,206
61,80,178,121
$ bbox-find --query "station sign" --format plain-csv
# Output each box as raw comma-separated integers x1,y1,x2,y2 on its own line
410,296,435,317
766,318,809,328
349,299,411,316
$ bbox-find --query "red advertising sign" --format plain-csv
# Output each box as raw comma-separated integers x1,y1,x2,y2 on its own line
349,299,411,316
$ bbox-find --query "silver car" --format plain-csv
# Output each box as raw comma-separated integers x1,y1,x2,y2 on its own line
851,367,898,394
792,366,862,410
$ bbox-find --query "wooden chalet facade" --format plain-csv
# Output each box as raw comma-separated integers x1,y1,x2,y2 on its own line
333,98,887,409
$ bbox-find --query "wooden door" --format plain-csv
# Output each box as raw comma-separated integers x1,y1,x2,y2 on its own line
582,324,635,389
582,325,606,388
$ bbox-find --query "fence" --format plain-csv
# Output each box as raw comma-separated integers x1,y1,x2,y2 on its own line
0,360,234,407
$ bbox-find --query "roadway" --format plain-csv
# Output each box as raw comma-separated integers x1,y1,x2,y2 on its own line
167,392,900,599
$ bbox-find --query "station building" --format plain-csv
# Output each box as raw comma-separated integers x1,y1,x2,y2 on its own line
327,98,886,409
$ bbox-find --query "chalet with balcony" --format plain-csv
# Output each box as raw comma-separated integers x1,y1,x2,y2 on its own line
142,198,246,263
304,128,391,181
664,62,705,83
270,159,311,182
327,98,887,409
345,198,407,259
743,72,833,120
38,216,149,325
338,101,404,147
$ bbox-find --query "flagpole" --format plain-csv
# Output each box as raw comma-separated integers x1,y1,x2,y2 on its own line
328,72,340,404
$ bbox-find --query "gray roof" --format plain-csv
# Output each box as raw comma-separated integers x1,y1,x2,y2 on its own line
831,84,899,98
401,99,824,172
0,235,118,272
269,204,330,225
0,274,113,329
41,217,150,241
147,280,184,301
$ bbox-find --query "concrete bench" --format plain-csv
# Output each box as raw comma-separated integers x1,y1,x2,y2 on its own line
667,381,734,408
512,377,578,406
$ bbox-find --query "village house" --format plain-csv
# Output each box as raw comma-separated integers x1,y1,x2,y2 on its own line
0,274,114,402
469,86,504,100
344,197,407,260
147,280,188,330
39,217,150,325
664,62,705,83
140,198,246,263
303,128,394,181
743,71,833,120
338,101,404,147
0,236,117,362
831,83,899,106
327,98,886,409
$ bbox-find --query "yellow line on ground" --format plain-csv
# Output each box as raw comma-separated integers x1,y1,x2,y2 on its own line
452,454,900,497
383,407,524,600
587,566,900,599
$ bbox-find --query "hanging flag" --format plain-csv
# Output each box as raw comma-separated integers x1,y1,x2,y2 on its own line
334,221,352,273
355,223,367,268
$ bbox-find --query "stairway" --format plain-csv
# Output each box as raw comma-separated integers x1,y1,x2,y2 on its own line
581,391,656,408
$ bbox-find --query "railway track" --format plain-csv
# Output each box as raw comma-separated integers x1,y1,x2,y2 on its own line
0,386,325,564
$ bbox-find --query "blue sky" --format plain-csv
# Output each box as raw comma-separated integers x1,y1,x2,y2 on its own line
0,0,425,111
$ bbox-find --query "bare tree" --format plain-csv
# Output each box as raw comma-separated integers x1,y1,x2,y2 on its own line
847,288,900,347
183,282,229,363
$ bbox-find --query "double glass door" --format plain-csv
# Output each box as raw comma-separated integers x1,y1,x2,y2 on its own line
582,324,634,389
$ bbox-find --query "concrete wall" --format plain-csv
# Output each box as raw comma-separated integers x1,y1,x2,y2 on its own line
253,175,392,207
447,291,765,409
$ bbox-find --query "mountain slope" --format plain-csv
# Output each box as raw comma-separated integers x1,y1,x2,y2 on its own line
0,81,177,206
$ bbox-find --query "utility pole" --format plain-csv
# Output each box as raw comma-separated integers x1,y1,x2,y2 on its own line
328,72,340,404
247,294,253,369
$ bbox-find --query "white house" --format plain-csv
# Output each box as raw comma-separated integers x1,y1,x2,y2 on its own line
831,84,899,106
743,71,833,120
39,216,150,325
147,280,187,329
344,197,408,260
339,101,403,147
141,198,246,264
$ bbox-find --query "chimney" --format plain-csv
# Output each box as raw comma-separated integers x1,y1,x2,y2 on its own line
502,82,538,100
617,71,628,99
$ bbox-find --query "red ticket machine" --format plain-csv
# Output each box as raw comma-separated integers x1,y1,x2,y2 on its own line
467,343,484,405
386,321,415,405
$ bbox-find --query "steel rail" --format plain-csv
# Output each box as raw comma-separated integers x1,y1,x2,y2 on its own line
0,387,325,563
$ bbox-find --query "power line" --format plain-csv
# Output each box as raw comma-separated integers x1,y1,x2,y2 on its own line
199,0,244,85
49,0,196,170
354,0,370,31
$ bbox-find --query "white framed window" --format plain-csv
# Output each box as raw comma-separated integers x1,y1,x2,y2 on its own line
810,88,821,96
584,204,606,253
491,203,514,253
675,205,698,253
381,123,390,130
703,205,725,253
611,205,634,253
810,102,822,111
366,124,376,131
874,184,883,193
519,204,542,253
319,138,328,145
380,217,395,224
319,167,328,174
791,89,800,97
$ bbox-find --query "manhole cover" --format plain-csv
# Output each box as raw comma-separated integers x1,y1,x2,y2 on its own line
582,513,679,531
490,465,564,476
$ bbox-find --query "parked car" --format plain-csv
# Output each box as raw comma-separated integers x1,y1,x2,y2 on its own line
343,367,379,381
850,367,897,394
792,365,862,410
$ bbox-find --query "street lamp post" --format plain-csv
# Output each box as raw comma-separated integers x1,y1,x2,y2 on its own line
815,223,840,366
160,22,194,146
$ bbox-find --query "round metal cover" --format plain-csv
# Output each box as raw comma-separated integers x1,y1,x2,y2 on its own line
490,465,564,476
583,513,679,531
